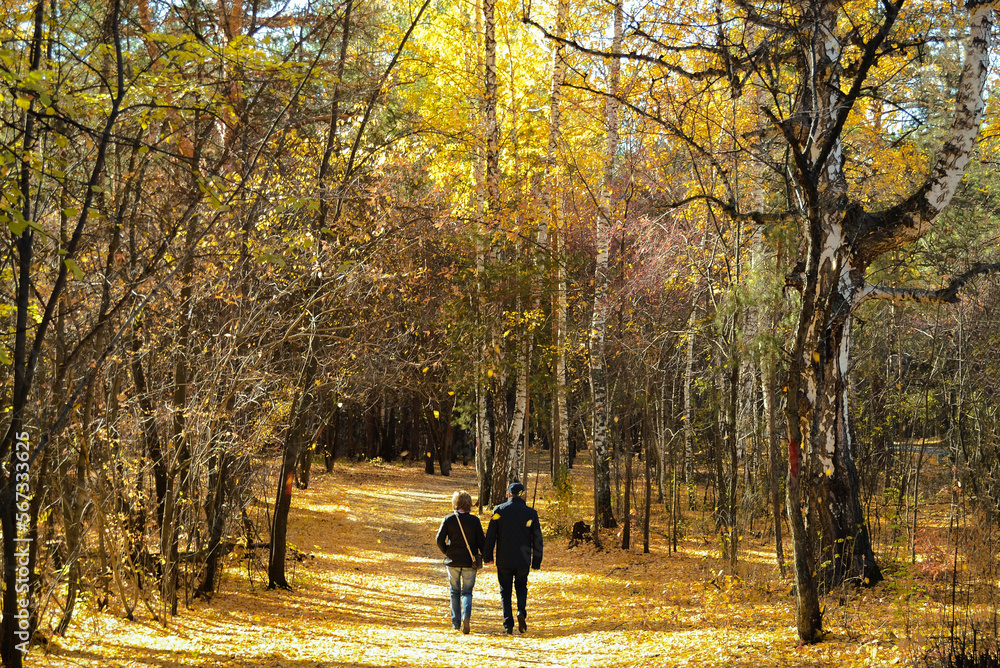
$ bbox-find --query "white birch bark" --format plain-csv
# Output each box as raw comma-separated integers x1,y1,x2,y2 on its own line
865,5,994,256
590,0,622,529
555,232,570,478
780,0,994,644
682,315,695,488
542,0,571,484
509,340,530,483
474,0,494,506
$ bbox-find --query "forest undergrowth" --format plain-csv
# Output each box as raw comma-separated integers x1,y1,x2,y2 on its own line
25,458,985,667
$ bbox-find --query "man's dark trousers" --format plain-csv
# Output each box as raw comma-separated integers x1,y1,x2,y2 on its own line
497,567,529,631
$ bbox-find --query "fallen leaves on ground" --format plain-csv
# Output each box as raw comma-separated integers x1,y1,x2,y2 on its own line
28,462,943,667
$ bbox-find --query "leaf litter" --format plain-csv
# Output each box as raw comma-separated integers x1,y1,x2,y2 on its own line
28,461,945,667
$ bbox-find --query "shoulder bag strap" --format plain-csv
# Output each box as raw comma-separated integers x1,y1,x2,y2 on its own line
453,511,477,564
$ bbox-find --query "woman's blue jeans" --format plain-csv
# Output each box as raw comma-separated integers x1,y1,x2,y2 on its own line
446,565,476,627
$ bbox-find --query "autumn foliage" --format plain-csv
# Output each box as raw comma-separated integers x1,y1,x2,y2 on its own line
2,0,1000,664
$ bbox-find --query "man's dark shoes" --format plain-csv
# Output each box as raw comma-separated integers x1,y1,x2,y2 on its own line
462,617,470,635
504,627,513,635
517,613,527,634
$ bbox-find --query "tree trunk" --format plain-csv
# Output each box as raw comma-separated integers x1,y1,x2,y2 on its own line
366,405,379,461
508,342,530,484
477,385,493,507
643,404,652,554
161,212,196,618
553,232,570,481
325,403,341,473
589,0,622,530
682,314,696,493
196,449,230,598
622,412,632,550
726,344,739,571
710,383,728,546
483,0,498,219
382,401,398,463
130,325,166,524
198,390,235,599
797,302,882,590
490,385,511,501
424,406,451,476
55,428,88,635
268,348,318,590
2,3,47,662
778,5,994,633
472,0,494,511
543,0,570,488
762,359,786,576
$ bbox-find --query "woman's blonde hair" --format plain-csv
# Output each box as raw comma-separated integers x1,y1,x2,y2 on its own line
452,490,473,512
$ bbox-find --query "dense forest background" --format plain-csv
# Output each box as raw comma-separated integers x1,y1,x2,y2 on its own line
2,0,1000,665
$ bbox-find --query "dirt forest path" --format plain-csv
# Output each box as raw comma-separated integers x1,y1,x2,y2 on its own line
32,461,907,668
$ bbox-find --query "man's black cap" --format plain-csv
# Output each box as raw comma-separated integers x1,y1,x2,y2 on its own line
508,482,525,496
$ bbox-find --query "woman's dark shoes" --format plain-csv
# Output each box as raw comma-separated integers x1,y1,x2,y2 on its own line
462,617,470,634
517,613,527,634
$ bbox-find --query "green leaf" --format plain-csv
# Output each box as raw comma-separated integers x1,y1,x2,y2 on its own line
7,218,26,236
64,258,83,280
0,347,9,365
259,253,285,268
7,209,27,235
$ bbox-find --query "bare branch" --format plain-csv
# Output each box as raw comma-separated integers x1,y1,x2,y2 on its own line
660,194,803,226
856,262,1000,306
814,0,905,172
761,106,815,212
521,14,730,80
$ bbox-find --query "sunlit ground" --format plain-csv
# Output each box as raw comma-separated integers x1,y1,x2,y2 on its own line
26,458,978,667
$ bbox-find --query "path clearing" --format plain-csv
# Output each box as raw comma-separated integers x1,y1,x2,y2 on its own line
31,462,907,667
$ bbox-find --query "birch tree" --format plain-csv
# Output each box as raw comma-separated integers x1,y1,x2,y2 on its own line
543,0,571,487
526,0,1000,643
772,0,998,641
589,0,623,530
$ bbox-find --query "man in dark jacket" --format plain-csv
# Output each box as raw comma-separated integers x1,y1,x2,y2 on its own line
483,482,543,635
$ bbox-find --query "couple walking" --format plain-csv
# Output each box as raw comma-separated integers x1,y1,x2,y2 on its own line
435,483,544,635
